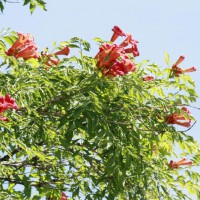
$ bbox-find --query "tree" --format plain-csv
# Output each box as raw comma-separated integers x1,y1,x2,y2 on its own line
0,26,199,200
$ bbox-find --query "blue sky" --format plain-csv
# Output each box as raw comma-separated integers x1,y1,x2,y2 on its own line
1,0,200,198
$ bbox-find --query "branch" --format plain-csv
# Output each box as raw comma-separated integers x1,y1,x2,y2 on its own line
0,148,21,162
179,121,196,133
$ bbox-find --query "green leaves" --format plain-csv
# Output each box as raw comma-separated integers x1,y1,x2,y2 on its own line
0,32,199,199
23,0,47,13
0,0,47,13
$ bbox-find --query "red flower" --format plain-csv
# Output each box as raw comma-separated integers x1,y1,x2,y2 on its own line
142,76,155,82
4,94,19,110
0,94,18,122
110,26,126,42
5,32,39,60
120,34,139,48
165,107,192,127
124,44,140,57
40,52,60,67
54,46,70,56
168,158,192,169
95,44,124,68
95,43,135,78
60,192,68,200
172,56,197,77
0,116,9,122
95,27,139,78
0,94,18,114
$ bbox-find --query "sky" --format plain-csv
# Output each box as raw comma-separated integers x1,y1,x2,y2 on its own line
0,0,200,198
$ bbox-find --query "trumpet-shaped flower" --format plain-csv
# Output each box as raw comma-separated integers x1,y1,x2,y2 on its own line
0,94,18,114
142,76,155,82
172,56,197,77
0,94,18,122
95,26,139,78
165,107,192,127
120,34,139,48
124,44,140,57
5,32,39,60
0,116,9,122
110,26,126,42
60,192,68,200
54,46,70,56
168,158,192,169
40,52,60,67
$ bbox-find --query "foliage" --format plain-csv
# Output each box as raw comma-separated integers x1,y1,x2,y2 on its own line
0,0,46,13
0,28,199,200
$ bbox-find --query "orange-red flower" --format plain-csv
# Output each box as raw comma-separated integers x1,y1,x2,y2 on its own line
120,34,139,48
54,46,70,56
168,158,192,169
40,46,70,67
95,43,135,78
124,44,139,57
172,56,197,77
95,26,139,78
5,32,39,60
165,107,192,127
142,75,155,82
60,192,68,200
40,51,60,67
0,116,9,122
48,192,68,200
110,26,126,42
0,94,18,122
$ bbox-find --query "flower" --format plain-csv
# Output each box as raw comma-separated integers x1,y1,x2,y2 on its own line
0,116,9,122
120,34,139,48
40,51,60,67
172,56,197,77
95,44,135,78
95,26,139,78
142,76,155,82
168,158,192,169
110,26,126,42
60,192,68,200
5,32,39,60
165,107,192,127
54,46,70,56
48,192,68,200
0,94,18,122
0,94,18,114
124,44,140,57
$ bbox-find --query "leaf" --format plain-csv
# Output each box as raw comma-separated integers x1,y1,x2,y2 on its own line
93,37,104,43
30,1,36,13
58,114,68,129
3,35,17,46
67,44,80,48
164,52,170,65
36,0,47,11
0,2,4,13
23,0,31,6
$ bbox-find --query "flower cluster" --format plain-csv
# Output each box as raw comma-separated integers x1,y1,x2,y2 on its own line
5,32,39,60
165,106,192,127
168,158,192,169
5,32,70,67
0,94,18,122
172,56,196,77
40,46,70,67
95,26,139,78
